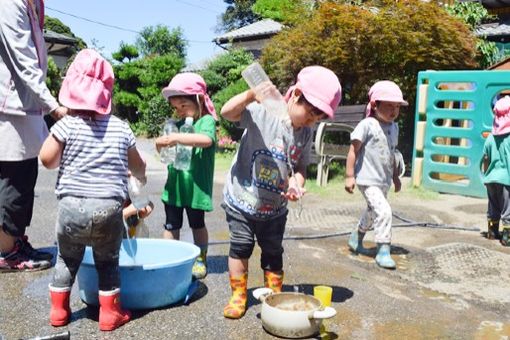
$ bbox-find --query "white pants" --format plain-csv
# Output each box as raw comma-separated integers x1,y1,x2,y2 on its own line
357,185,392,243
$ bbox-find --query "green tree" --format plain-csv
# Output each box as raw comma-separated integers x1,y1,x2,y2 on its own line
218,0,260,32
45,57,62,98
252,0,309,24
445,2,500,68
261,0,478,159
136,25,186,58
200,49,253,138
112,42,139,63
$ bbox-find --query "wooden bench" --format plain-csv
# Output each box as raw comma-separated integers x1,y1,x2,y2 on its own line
312,104,365,186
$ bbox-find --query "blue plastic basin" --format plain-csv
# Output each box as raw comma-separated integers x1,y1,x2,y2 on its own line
77,239,200,310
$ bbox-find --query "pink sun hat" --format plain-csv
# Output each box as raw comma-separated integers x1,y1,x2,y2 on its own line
59,49,114,115
161,73,218,120
366,80,408,117
284,66,342,119
492,95,510,136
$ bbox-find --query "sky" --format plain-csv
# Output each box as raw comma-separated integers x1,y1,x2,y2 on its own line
44,0,229,66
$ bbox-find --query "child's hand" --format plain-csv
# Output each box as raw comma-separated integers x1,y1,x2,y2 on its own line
345,176,356,194
254,81,279,103
393,177,401,193
282,186,306,201
137,201,154,218
156,135,178,148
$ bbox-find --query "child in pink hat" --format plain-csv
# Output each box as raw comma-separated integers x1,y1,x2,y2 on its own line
39,49,146,331
220,65,341,319
482,95,510,245
156,72,217,280
345,80,408,270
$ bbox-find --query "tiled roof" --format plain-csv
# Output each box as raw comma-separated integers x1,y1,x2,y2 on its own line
214,19,283,44
43,30,77,44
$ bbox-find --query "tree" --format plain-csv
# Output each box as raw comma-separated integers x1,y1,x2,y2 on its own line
252,0,310,24
261,0,479,159
112,42,139,63
135,25,186,58
445,2,500,68
217,0,260,32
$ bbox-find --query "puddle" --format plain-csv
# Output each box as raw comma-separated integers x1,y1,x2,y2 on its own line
338,243,410,270
374,321,447,339
475,321,510,340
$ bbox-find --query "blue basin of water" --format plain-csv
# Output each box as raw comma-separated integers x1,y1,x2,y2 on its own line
77,239,200,310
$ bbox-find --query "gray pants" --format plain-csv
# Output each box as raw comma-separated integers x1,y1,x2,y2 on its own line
52,196,123,291
486,183,510,226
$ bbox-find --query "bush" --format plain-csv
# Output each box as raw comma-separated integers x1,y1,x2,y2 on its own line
211,78,249,140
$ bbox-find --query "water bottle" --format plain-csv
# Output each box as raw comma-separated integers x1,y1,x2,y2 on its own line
160,119,178,164
241,62,288,118
128,176,150,210
174,117,194,171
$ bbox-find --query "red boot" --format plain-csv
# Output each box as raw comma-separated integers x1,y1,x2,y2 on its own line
49,285,71,327
98,289,131,331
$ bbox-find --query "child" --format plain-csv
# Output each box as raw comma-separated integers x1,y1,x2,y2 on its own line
482,95,510,245
39,49,146,331
345,80,407,270
220,66,342,319
155,73,217,279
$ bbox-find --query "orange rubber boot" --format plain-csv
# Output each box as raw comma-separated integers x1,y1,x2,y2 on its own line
49,285,71,327
223,272,248,319
98,289,131,331
264,270,284,293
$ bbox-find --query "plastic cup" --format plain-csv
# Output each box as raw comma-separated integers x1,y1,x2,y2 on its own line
314,285,333,307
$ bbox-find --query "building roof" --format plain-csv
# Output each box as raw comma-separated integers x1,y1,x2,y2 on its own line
214,19,283,44
44,30,77,55
459,0,510,9
476,20,510,37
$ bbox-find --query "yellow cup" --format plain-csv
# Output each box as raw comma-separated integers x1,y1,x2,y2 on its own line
314,285,333,307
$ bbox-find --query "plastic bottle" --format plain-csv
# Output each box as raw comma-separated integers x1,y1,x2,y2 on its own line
241,62,288,118
174,117,194,171
160,119,178,164
127,216,150,238
128,176,150,210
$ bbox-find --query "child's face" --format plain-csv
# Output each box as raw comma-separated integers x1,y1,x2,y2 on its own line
169,96,199,118
376,101,401,123
288,90,326,129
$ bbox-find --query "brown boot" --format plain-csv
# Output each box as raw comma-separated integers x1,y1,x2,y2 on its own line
49,285,71,327
98,289,131,331
488,220,500,240
264,270,284,293
223,272,248,319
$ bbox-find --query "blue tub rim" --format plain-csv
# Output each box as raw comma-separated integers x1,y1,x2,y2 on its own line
80,238,200,270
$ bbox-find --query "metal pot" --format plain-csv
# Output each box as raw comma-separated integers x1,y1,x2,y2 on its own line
253,288,336,339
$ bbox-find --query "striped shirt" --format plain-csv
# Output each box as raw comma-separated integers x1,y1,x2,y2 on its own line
50,114,135,200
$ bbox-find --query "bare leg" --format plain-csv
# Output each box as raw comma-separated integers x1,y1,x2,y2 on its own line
162,229,180,240
192,227,208,247
228,256,248,276
0,228,16,253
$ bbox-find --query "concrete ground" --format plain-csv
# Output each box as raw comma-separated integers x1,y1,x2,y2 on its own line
1,138,509,339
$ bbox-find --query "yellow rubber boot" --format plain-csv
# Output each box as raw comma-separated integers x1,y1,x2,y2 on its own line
264,270,284,293
223,272,248,319
192,247,207,280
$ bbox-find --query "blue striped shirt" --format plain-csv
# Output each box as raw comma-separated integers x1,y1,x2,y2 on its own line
50,114,135,200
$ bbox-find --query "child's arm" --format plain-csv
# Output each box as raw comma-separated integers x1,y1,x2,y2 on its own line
128,147,146,182
39,134,64,169
123,201,154,220
221,89,256,122
345,140,361,193
392,167,401,193
482,155,489,173
156,133,213,152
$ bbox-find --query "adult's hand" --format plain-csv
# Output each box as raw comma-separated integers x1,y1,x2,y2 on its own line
50,106,68,121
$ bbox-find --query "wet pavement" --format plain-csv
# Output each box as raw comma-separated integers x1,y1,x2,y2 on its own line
1,139,510,339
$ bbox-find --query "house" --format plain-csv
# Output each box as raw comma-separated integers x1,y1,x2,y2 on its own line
44,30,77,69
213,19,283,59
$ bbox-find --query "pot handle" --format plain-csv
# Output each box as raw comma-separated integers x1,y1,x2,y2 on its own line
252,287,273,301
311,307,336,320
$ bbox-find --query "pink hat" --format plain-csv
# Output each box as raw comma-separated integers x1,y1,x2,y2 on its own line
492,96,510,136
365,80,408,117
59,49,114,115
284,66,342,118
161,73,218,120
